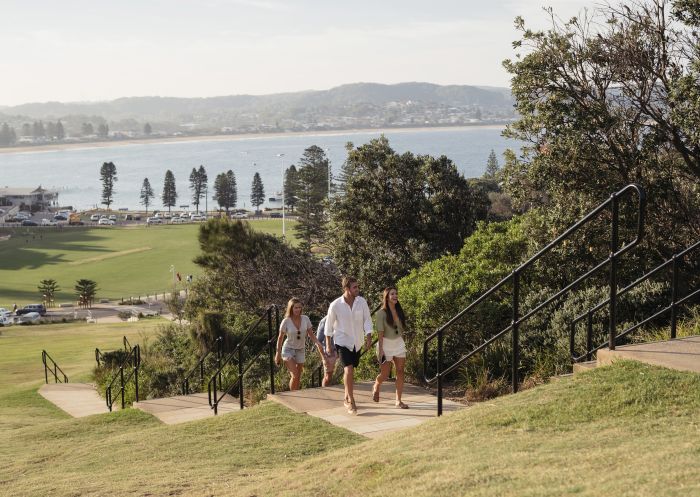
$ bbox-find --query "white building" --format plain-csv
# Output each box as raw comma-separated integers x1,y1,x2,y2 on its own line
0,186,59,210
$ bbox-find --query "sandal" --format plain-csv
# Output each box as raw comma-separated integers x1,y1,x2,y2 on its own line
372,385,380,402
395,401,409,409
349,400,358,415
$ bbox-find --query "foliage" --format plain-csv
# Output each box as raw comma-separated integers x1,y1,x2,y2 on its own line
139,177,155,216
75,279,98,308
161,169,177,213
165,293,186,324
213,170,237,212
0,123,16,146
186,218,340,319
189,165,208,213
328,135,490,299
250,172,265,210
295,145,331,251
483,149,500,179
502,0,700,270
99,161,117,209
283,164,300,212
38,279,60,304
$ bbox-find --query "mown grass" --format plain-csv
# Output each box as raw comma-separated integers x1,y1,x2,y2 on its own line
0,219,297,308
0,321,364,497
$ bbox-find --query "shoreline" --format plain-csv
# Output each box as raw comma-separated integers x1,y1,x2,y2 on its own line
0,124,508,155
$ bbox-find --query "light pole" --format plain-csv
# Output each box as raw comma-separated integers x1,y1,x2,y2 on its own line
169,265,175,295
277,153,286,238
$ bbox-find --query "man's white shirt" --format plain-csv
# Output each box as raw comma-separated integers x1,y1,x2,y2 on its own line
325,295,373,351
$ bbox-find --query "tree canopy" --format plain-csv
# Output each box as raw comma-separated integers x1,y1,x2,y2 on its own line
251,172,265,211
189,165,208,213
162,170,177,213
99,162,117,209
140,177,155,216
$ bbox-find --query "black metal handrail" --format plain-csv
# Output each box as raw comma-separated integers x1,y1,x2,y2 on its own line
105,344,141,411
182,336,224,395
570,239,700,362
208,305,280,414
42,350,68,384
423,184,646,415
95,336,132,367
310,303,382,387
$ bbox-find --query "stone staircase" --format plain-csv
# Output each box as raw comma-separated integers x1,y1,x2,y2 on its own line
133,392,239,424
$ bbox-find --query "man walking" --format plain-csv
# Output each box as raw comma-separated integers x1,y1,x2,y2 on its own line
325,276,373,414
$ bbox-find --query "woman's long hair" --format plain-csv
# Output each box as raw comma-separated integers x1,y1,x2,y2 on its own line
382,287,405,328
284,297,302,319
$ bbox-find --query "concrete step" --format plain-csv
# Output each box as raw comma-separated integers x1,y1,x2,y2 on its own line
573,361,597,374
597,335,700,373
133,392,239,424
38,383,110,417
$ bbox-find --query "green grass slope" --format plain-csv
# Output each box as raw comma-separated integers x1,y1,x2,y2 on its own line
0,219,297,308
234,361,700,497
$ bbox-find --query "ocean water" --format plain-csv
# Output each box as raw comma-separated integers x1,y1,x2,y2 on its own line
0,126,518,211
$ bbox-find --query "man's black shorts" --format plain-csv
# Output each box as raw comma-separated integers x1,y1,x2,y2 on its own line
336,345,360,368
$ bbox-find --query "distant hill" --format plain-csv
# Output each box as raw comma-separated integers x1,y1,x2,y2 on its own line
0,82,514,139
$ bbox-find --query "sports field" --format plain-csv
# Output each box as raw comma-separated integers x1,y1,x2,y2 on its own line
0,220,297,308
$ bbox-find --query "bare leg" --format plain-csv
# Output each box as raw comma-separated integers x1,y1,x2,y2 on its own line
394,357,407,406
344,365,355,411
373,361,392,401
284,358,299,391
295,364,304,390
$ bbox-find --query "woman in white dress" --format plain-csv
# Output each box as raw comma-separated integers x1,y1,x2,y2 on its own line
372,287,409,409
275,298,323,390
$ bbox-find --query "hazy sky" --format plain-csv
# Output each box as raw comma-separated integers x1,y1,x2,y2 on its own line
0,0,597,106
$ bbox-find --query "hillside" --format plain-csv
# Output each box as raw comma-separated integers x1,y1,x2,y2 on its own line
0,82,514,139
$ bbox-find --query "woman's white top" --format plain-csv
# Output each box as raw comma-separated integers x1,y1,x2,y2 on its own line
280,315,312,349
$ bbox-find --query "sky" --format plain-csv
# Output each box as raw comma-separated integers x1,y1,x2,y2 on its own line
0,0,598,106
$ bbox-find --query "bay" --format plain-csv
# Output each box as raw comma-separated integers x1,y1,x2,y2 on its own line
0,126,518,211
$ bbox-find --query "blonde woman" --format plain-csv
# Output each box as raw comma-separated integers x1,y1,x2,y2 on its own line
275,298,322,390
372,287,409,409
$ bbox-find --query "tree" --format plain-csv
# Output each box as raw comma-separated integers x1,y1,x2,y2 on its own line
162,170,178,214
140,177,155,216
38,279,60,307
283,165,300,212
502,0,700,265
213,170,237,213
97,123,109,138
295,145,331,250
143,123,152,135
0,123,16,147
75,279,98,308
81,122,94,136
21,123,31,137
46,121,56,139
250,172,265,212
56,120,65,140
99,162,118,209
483,149,500,179
32,121,45,139
328,136,489,298
226,170,238,209
189,165,208,213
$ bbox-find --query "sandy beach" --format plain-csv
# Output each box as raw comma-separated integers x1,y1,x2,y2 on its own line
0,124,508,155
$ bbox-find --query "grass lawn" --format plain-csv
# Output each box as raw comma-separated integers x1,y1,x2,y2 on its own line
0,219,297,308
0,321,364,497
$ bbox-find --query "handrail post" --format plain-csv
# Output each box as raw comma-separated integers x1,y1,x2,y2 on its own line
268,307,275,395
586,311,593,362
238,344,244,409
134,346,140,403
54,363,58,384
609,193,619,351
120,366,125,410
43,351,48,384
512,271,520,393
437,328,443,416
670,255,679,339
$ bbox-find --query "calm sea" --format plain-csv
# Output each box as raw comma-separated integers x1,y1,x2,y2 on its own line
0,126,517,211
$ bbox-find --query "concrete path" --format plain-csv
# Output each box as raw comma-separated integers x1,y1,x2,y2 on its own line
597,335,700,373
38,383,109,417
133,392,239,424
267,381,465,439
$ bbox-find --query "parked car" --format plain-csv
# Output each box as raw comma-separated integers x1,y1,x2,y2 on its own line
146,217,162,225
171,217,186,224
53,214,68,221
16,304,47,316
17,211,31,219
90,214,100,222
41,218,57,226
21,220,38,226
98,218,115,226
108,214,117,221
231,212,248,219
269,212,282,218
17,312,41,324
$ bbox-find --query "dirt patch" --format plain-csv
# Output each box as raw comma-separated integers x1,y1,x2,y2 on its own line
68,246,152,265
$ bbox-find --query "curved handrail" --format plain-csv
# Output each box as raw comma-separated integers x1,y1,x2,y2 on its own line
570,238,700,362
422,184,646,415
42,350,68,383
95,336,132,367
182,336,223,395
105,345,141,411
208,305,279,414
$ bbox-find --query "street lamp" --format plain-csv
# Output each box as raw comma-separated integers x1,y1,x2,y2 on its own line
277,153,286,238
169,265,176,294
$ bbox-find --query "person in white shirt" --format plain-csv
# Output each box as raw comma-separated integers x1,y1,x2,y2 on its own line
275,298,323,391
325,276,373,414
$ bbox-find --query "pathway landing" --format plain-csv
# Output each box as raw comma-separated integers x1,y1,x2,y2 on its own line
133,392,239,424
267,381,465,439
597,335,700,373
38,383,109,417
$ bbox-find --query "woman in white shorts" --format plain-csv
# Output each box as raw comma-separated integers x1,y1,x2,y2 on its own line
275,298,322,390
372,287,409,409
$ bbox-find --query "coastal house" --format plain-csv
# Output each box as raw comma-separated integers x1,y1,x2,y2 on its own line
0,186,59,210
